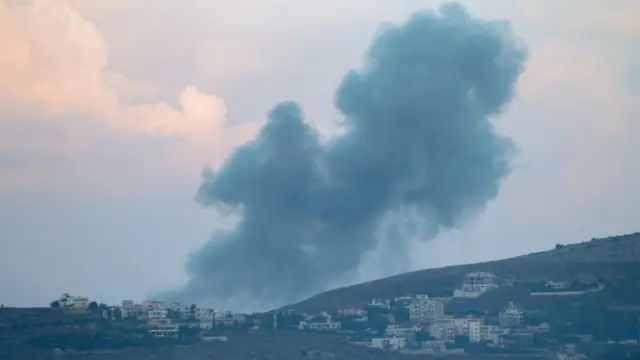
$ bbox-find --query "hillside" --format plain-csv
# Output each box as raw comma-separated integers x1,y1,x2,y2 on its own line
286,232,640,312
0,309,547,360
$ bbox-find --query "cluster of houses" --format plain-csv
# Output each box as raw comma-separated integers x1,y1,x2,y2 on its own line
285,271,590,359
54,271,599,359
54,294,246,339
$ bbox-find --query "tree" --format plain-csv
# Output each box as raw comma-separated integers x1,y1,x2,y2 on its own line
190,304,196,311
50,300,60,308
112,308,123,321
88,301,99,311
391,307,410,323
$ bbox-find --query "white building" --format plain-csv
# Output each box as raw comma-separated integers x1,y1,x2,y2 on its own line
339,307,365,316
555,344,586,360
422,340,447,353
196,308,215,320
467,319,482,343
299,320,341,332
148,309,168,319
453,272,499,298
200,319,214,329
546,280,570,290
481,325,508,344
149,324,179,338
369,298,391,309
141,300,167,310
429,323,455,343
386,324,422,337
409,295,444,321
57,293,89,309
371,337,407,350
498,302,524,328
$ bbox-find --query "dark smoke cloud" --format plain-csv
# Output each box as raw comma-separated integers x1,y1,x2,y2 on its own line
166,3,527,310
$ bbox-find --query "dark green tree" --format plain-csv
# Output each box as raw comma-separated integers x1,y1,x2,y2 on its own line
88,301,99,311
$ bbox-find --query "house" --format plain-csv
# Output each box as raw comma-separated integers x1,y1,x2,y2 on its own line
546,280,570,290
196,308,215,320
408,295,444,321
467,319,482,343
339,307,365,316
299,319,341,332
215,311,236,327
481,325,508,344
368,298,391,309
149,324,179,338
453,272,499,298
422,340,447,353
200,319,214,329
429,323,455,343
498,302,524,328
141,300,167,310
386,323,422,337
146,308,167,324
372,337,407,350
148,309,168,319
57,293,89,309
555,344,586,360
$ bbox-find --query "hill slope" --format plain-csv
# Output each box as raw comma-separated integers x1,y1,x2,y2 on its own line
286,232,640,312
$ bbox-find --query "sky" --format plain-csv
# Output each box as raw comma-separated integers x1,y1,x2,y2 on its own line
0,0,638,309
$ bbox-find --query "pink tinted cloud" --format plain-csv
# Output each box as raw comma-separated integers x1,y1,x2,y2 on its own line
0,0,259,191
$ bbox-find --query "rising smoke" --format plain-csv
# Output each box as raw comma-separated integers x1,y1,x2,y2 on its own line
165,3,527,310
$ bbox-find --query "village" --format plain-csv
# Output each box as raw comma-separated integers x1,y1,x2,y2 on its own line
46,270,631,360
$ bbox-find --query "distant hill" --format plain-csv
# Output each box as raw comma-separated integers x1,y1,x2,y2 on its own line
285,232,640,313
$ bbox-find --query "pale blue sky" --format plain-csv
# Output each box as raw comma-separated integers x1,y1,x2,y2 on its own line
0,0,638,308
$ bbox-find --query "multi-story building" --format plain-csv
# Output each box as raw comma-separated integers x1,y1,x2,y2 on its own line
149,324,179,338
409,295,445,321
386,323,422,337
498,302,524,328
428,323,455,343
481,325,507,344
196,308,215,319
467,319,482,343
453,272,499,298
58,293,89,309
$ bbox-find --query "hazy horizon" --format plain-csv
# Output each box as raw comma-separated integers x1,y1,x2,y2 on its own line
1,0,639,311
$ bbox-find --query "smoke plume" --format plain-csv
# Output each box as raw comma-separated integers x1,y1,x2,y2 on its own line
168,3,527,310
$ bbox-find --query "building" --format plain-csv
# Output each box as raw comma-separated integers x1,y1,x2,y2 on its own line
371,337,407,350
481,325,507,344
498,302,524,328
339,307,365,316
215,311,236,327
453,272,499,298
149,324,179,338
141,300,167,310
467,319,482,343
200,319,214,329
368,298,391,309
555,344,587,360
386,323,422,337
546,280,570,290
422,340,447,353
148,309,168,319
429,323,456,343
409,295,444,321
299,320,341,332
196,308,215,320
57,293,89,309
